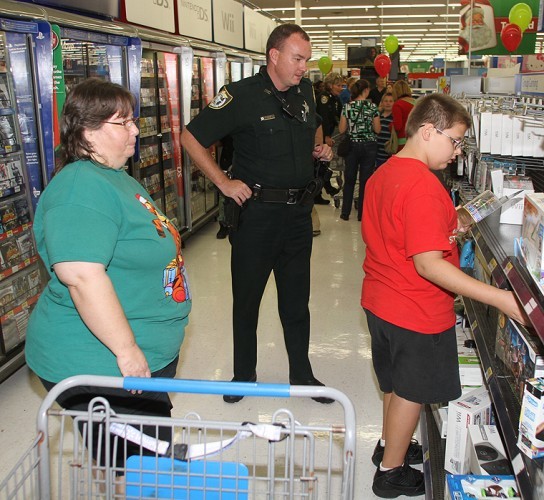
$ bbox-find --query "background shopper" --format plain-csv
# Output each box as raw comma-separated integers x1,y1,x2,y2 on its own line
338,79,380,221
375,92,394,168
391,80,416,152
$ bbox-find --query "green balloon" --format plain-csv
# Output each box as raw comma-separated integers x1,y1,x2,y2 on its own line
318,56,333,74
384,35,399,54
509,3,533,32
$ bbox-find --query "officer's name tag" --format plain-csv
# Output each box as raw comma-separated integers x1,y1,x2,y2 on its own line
260,114,275,121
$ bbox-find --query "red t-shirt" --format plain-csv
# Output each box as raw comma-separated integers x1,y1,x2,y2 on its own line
361,156,459,333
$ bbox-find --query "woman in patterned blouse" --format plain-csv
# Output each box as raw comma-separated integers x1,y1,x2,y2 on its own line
338,79,381,221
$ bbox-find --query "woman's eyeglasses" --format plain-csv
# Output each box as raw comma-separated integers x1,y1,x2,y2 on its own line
104,117,139,129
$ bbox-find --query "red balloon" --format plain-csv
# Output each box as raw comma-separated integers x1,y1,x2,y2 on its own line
374,54,392,77
501,23,523,52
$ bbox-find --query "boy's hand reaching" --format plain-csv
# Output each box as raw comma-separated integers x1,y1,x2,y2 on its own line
496,289,530,327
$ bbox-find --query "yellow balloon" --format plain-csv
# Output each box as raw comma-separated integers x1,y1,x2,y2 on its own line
384,35,399,54
509,3,533,32
318,56,333,74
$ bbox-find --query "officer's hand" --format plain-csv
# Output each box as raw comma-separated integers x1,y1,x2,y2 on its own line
313,143,333,162
221,179,252,206
325,136,334,147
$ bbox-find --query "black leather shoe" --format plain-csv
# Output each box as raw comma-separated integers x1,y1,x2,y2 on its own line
314,194,330,205
216,223,229,239
223,373,257,403
340,214,349,221
289,377,334,404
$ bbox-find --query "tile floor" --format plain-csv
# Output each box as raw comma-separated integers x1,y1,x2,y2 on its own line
0,199,421,499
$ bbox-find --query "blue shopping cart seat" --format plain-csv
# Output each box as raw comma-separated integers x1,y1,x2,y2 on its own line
125,456,248,499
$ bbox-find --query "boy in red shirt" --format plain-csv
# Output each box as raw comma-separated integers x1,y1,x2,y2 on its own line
361,93,528,498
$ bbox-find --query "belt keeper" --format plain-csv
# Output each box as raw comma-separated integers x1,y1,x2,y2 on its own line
252,184,262,201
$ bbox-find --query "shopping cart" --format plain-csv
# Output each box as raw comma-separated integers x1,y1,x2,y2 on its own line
0,375,356,499
329,133,345,209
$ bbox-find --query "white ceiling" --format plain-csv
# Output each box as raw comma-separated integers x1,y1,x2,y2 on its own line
245,0,544,62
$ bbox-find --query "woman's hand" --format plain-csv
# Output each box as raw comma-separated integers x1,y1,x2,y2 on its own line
116,343,151,378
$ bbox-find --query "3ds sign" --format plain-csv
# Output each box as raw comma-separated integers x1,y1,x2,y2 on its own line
181,0,209,21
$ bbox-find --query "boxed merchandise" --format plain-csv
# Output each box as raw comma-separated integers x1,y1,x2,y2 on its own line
468,425,513,475
456,326,484,387
495,313,544,400
518,377,544,459
431,403,448,438
521,193,544,288
444,387,493,474
499,175,534,225
445,474,520,499
479,111,492,153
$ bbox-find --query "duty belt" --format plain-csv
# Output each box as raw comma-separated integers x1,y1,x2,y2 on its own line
251,184,305,204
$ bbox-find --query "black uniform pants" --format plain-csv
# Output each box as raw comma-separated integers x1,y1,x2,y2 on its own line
229,200,314,381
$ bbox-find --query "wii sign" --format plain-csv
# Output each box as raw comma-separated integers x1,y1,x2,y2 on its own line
213,0,243,48
125,0,175,33
178,0,212,41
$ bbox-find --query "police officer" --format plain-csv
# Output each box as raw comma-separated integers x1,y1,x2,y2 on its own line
315,72,343,204
181,24,333,404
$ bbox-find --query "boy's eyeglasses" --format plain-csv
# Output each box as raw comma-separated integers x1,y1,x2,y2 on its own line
435,127,465,150
104,117,139,129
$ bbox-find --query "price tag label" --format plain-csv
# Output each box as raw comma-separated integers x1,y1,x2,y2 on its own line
485,366,493,381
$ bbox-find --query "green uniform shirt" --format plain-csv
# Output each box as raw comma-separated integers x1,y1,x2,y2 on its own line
25,160,192,383
187,67,317,189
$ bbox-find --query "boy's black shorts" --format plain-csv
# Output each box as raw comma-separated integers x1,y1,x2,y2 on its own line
365,309,462,404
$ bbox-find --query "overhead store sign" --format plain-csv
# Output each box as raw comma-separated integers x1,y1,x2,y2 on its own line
458,0,539,55
178,0,212,41
213,0,243,49
244,6,273,53
24,0,119,18
125,0,175,33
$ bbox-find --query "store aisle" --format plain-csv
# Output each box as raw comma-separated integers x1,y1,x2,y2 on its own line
0,201,420,499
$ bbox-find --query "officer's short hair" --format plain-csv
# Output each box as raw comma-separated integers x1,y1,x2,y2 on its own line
266,24,310,62
405,94,472,138
323,72,342,91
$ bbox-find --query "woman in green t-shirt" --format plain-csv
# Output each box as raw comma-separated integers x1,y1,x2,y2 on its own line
25,78,192,475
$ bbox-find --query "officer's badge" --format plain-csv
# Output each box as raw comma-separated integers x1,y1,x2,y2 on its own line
209,89,233,109
301,101,309,122
320,95,329,104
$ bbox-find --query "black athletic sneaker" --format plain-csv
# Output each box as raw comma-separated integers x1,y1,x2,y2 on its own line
372,439,423,467
372,462,425,498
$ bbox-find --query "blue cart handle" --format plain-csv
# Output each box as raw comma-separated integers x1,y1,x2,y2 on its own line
124,377,291,398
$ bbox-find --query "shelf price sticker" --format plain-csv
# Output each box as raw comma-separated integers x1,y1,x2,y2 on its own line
488,258,497,272
505,261,513,274
471,319,478,332
524,297,537,315
511,453,525,476
485,366,493,382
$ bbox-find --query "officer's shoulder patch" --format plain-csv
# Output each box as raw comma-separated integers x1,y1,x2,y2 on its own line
209,89,233,109
320,95,329,104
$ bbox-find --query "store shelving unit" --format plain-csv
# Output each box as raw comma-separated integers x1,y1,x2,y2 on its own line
462,210,544,500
